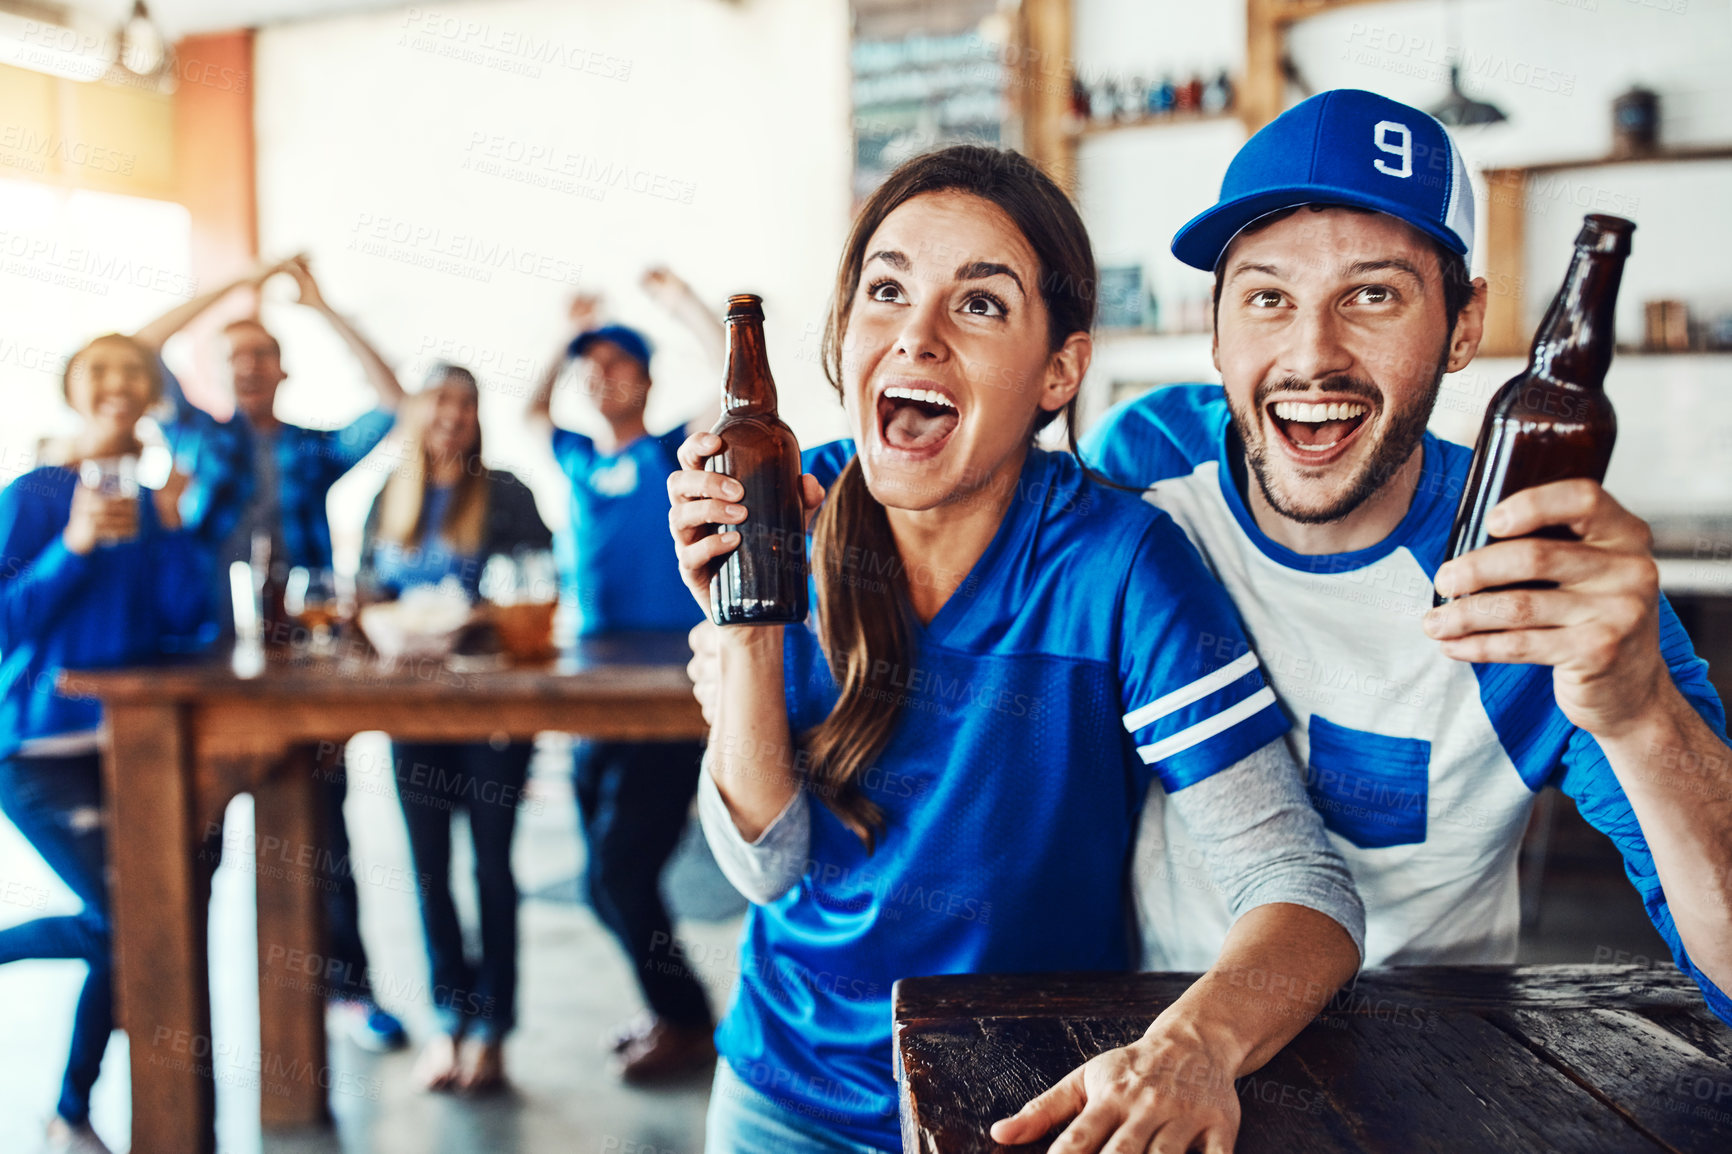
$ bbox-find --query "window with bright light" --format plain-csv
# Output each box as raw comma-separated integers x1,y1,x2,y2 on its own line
0,176,192,481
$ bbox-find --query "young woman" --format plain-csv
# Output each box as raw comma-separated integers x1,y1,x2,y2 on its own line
359,364,551,1092
667,146,1366,1154
0,334,209,1154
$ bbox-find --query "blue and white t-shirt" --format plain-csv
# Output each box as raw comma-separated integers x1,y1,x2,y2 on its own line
716,443,1290,1149
1081,383,1732,1022
552,427,701,636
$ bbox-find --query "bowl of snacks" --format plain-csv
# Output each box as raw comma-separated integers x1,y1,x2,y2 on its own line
357,581,475,661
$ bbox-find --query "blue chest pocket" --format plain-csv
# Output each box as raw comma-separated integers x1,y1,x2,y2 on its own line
1303,715,1430,849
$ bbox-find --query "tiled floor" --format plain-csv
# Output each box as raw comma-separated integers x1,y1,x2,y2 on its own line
0,736,1673,1153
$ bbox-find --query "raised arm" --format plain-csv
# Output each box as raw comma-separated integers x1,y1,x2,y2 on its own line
1427,479,1732,1006
133,256,289,355
641,268,724,435
527,294,603,438
666,430,825,839
284,256,405,412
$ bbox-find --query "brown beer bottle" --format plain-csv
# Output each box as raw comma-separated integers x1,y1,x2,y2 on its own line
1435,214,1633,606
708,294,809,625
251,530,291,649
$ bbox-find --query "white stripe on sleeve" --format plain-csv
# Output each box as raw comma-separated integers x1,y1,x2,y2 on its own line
1136,685,1277,764
1122,650,1261,733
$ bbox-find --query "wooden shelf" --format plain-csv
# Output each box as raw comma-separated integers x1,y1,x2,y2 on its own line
1480,147,1732,357
1068,109,1238,140
1514,145,1732,176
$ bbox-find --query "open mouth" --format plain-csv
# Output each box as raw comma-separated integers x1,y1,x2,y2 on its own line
1267,399,1371,461
877,384,959,456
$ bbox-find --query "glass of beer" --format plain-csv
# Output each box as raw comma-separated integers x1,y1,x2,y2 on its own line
482,551,559,662
78,455,140,546
286,566,343,653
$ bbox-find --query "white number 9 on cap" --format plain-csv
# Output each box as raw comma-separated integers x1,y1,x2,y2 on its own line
1373,120,1412,178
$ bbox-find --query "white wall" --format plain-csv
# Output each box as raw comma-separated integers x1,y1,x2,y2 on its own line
244,0,853,555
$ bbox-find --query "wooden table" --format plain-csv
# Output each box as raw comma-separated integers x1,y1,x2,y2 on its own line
63,632,705,1154
895,966,1732,1153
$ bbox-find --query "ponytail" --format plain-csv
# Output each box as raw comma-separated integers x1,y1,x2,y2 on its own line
801,457,901,850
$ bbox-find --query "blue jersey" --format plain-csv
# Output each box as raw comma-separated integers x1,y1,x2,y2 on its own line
0,467,212,760
1081,383,1732,1023
716,443,1289,1148
159,360,395,570
552,427,700,636
368,485,465,594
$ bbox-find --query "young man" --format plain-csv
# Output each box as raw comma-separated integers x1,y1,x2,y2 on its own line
1081,89,1732,1022
527,278,724,1083
134,256,412,1051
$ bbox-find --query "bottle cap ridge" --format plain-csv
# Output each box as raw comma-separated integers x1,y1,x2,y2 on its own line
1577,214,1635,255
726,294,765,321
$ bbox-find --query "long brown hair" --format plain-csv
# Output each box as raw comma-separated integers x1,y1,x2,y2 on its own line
806,145,1098,850
377,364,490,554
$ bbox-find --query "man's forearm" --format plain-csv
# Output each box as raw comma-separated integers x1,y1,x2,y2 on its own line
1598,685,1732,989
1159,903,1359,1078
526,341,566,426
133,271,261,352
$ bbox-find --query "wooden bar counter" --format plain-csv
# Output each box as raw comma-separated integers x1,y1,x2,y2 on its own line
895,965,1732,1153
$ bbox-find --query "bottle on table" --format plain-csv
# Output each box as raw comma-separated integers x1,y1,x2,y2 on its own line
1435,213,1634,606
707,294,809,626
251,530,292,648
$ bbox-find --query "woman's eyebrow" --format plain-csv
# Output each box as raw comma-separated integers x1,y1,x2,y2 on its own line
955,260,1024,295
865,249,910,270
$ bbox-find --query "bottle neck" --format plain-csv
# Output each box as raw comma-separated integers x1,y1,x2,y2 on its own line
722,318,778,414
1528,244,1627,391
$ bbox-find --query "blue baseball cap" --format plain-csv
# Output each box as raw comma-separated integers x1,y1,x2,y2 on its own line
1172,89,1475,272
569,323,652,370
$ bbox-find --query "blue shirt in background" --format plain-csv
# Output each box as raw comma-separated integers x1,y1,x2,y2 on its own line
552,427,701,636
715,444,1288,1148
367,485,475,597
0,467,212,761
158,359,396,570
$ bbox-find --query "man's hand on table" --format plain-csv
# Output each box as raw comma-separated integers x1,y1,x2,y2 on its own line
990,1020,1241,1154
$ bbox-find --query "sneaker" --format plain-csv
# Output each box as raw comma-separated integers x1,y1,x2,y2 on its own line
614,1019,716,1085
334,999,409,1053
44,1115,113,1154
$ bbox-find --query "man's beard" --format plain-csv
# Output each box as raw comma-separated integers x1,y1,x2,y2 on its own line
1228,348,1448,525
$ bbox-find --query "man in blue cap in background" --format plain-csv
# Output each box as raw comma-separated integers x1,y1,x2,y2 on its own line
1077,88,1732,1023
528,286,723,1083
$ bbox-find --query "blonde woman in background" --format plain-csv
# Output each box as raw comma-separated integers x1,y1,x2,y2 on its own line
359,365,551,1093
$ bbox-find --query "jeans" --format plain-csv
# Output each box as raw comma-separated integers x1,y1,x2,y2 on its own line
393,740,533,1041
705,1059,895,1154
0,754,113,1125
573,740,711,1030
316,755,380,1003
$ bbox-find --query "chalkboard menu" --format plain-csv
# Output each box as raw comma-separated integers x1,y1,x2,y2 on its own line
851,0,1009,202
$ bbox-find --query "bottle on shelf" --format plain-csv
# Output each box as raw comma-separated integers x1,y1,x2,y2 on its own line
1202,70,1234,115
1175,71,1203,113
